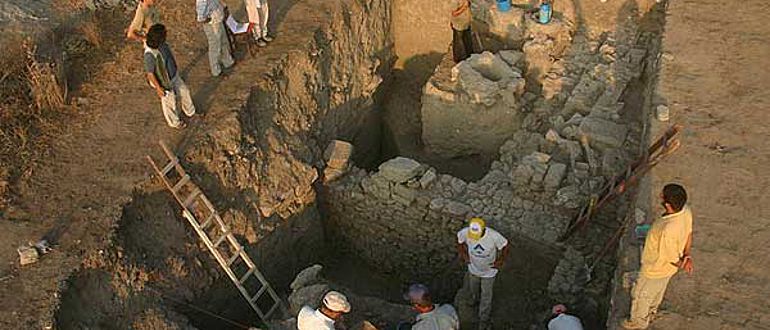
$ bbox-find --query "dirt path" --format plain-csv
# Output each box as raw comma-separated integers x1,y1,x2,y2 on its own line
621,0,770,328
0,0,301,327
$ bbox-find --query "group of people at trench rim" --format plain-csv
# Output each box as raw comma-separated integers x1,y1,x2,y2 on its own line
125,0,272,129
297,184,693,330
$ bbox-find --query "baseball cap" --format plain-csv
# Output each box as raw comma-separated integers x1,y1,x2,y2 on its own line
322,291,351,313
404,284,431,306
467,217,486,240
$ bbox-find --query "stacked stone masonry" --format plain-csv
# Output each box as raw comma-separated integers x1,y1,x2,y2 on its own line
324,14,650,315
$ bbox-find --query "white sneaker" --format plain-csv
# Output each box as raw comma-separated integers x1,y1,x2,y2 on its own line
262,35,274,42
256,38,267,47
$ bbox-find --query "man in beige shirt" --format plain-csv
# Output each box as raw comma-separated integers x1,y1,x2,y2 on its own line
451,0,474,62
623,183,694,329
127,0,161,43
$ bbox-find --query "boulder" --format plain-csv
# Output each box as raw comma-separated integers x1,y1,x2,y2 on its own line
324,140,354,169
578,116,628,151
544,163,567,190
378,157,423,183
290,264,324,291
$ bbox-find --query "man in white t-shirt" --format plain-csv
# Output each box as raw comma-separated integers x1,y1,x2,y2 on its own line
456,217,509,330
297,291,351,330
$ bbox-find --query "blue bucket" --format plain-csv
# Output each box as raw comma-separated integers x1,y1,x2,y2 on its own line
497,0,511,12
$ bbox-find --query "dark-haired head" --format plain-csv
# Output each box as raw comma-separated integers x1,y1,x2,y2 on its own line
662,183,687,212
146,24,167,49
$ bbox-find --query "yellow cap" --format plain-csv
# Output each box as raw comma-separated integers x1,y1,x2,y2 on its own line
467,217,485,240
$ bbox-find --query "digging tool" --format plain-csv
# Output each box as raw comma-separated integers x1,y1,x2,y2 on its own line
473,31,485,53
559,124,683,242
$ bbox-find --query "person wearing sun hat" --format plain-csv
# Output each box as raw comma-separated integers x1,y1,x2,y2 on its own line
297,290,351,330
456,217,509,330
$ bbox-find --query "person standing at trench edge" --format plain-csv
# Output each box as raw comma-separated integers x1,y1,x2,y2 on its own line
451,0,474,62
623,183,694,329
457,217,509,330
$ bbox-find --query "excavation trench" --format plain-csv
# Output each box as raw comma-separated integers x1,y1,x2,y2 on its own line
54,0,666,329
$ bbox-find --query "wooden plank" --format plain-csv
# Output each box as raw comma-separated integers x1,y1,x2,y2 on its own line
200,212,216,229
172,174,190,193
213,231,231,248
264,300,282,319
239,267,255,284
183,188,202,208
161,158,178,176
227,248,243,267
250,284,269,303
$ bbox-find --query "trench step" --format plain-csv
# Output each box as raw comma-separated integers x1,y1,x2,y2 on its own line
146,140,287,322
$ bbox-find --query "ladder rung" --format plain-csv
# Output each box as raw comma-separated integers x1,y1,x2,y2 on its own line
172,174,190,193
227,248,243,267
213,231,231,248
200,212,216,229
183,189,201,208
250,284,269,303
161,159,179,175
239,268,255,284
264,300,282,318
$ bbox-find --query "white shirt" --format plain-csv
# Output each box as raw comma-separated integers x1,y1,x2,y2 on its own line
297,306,335,330
548,314,584,330
413,304,460,330
457,227,508,278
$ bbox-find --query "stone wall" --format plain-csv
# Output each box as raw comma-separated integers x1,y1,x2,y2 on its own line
322,151,575,285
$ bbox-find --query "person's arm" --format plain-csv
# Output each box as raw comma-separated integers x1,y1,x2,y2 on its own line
126,9,146,42
673,232,693,274
493,243,509,268
146,73,165,98
457,242,469,264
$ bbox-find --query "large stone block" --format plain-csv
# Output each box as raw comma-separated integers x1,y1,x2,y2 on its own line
578,116,628,151
422,52,526,157
324,140,354,169
378,157,423,183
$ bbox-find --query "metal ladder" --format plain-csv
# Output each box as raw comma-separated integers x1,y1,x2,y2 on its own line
146,141,286,322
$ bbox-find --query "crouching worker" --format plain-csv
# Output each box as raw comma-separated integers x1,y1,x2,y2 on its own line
547,304,583,330
144,24,196,129
298,291,351,330
398,284,460,330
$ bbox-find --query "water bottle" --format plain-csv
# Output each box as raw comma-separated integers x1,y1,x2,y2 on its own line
538,0,552,24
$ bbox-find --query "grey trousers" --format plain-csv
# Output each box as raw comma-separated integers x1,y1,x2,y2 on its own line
468,272,495,327
203,18,234,76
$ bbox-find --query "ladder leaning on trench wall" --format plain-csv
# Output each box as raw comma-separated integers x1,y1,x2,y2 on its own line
146,140,287,322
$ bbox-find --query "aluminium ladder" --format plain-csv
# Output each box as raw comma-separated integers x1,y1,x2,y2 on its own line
146,141,286,322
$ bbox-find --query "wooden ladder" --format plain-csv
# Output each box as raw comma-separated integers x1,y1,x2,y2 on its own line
146,141,286,322
558,124,683,241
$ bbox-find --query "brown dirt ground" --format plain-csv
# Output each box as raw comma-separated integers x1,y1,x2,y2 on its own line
0,0,300,327
635,0,770,328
